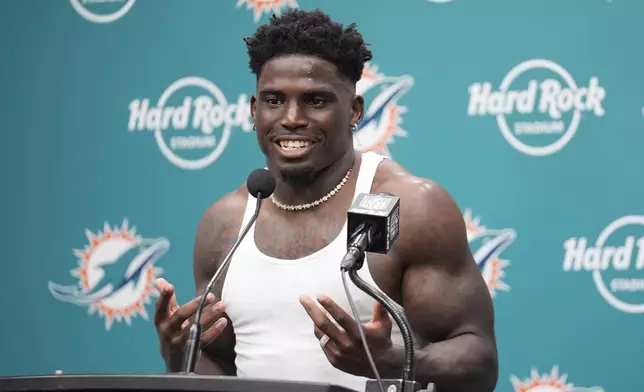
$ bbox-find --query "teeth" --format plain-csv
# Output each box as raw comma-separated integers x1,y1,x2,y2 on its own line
279,140,311,150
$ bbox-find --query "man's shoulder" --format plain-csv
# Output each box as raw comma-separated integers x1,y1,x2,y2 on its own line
194,184,249,274
373,158,451,207
194,184,249,251
200,185,249,225
372,158,468,266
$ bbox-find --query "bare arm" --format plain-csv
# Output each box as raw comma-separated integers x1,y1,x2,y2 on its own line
378,175,498,392
191,188,248,376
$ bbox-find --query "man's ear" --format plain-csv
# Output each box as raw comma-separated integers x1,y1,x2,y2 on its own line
351,95,364,129
250,95,257,122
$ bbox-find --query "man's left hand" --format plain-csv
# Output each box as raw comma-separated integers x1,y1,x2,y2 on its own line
299,295,394,378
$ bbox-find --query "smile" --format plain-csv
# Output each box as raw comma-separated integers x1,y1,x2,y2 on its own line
274,139,316,159
279,140,311,150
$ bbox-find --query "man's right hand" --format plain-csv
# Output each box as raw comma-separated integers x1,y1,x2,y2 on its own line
154,278,228,372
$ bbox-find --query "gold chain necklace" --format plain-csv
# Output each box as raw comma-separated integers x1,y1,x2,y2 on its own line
270,165,353,211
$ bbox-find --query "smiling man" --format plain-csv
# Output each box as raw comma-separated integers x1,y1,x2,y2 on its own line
153,8,498,392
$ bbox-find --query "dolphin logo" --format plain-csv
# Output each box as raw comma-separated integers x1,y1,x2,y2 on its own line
356,75,414,150
48,237,170,305
469,228,517,272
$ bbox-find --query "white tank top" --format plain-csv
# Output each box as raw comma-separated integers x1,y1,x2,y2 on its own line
221,151,404,391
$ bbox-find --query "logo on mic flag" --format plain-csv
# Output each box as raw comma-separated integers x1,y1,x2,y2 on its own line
358,194,391,211
48,219,169,330
464,209,517,297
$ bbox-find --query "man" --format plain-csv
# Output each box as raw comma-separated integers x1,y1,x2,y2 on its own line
154,8,498,392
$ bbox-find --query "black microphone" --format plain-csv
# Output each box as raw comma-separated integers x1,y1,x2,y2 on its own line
341,192,401,271
339,192,427,392
181,168,276,374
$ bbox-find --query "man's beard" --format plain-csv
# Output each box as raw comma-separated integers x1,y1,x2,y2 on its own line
279,164,318,187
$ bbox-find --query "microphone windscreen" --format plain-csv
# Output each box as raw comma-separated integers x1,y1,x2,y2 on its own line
246,168,276,199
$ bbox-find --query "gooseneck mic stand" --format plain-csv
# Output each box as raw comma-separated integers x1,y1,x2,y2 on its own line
340,224,431,392
182,190,268,374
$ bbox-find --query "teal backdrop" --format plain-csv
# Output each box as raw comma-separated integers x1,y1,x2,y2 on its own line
2,1,643,391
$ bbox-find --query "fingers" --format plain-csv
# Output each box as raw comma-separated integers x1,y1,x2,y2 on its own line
159,292,224,349
314,325,338,350
154,278,176,325
165,293,216,332
196,299,226,329
300,295,355,348
316,295,361,338
314,325,343,362
201,317,228,348
175,300,227,347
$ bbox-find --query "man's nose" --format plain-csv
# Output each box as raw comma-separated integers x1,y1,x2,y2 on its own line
280,101,308,130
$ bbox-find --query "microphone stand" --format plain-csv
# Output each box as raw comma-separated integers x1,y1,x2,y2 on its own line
181,191,266,374
340,225,432,392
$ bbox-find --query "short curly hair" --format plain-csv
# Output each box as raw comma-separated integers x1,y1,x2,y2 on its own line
243,9,373,83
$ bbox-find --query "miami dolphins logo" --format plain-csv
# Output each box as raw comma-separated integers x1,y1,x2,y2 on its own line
237,0,298,22
511,366,574,392
48,219,169,330
510,366,604,392
464,209,516,297
354,63,414,157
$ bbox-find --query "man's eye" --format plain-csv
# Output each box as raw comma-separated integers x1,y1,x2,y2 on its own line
265,98,281,105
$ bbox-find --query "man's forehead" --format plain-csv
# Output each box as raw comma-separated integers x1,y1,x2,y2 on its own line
258,55,349,90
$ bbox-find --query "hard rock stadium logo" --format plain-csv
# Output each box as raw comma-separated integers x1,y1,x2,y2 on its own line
48,219,169,330
70,0,135,24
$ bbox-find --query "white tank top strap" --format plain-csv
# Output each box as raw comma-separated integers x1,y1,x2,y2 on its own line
237,163,271,237
352,151,388,200
237,187,258,238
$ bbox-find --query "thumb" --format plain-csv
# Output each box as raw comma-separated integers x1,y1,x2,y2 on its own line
372,301,391,324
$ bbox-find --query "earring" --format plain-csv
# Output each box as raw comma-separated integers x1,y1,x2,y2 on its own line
350,123,357,132
252,123,256,132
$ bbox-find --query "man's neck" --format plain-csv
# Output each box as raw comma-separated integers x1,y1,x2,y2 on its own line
271,149,356,206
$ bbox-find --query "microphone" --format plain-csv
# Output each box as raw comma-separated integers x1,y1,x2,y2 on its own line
181,168,276,374
338,192,428,392
341,192,401,271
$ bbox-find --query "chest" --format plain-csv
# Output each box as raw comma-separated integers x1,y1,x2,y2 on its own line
254,208,347,260
250,205,404,303
224,251,400,329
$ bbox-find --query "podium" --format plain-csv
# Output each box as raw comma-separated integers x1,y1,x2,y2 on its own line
0,374,360,392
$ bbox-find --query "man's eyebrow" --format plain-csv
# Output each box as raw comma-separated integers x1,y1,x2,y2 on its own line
258,85,338,94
